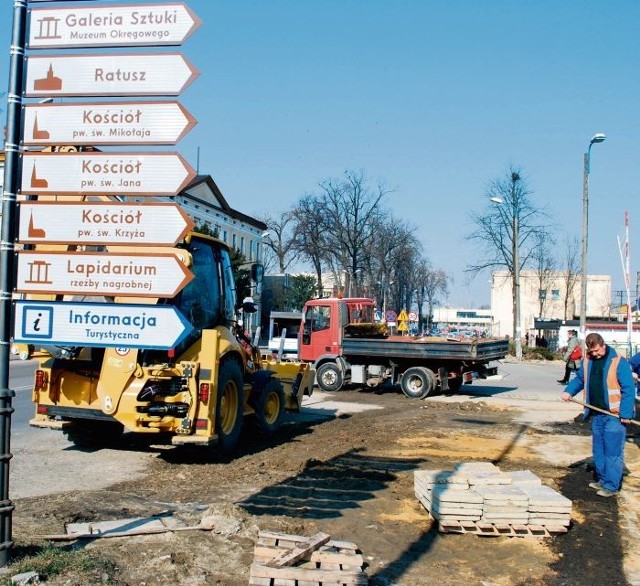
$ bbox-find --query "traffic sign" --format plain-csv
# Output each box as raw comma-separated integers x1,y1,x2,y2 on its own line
14,300,194,350
385,310,397,322
21,151,196,196
408,311,418,322
16,251,193,298
28,3,201,49
23,101,197,146
18,202,194,246
25,53,199,97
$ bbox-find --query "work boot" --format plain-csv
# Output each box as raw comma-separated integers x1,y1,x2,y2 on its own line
557,380,567,385
588,481,603,490
596,488,618,498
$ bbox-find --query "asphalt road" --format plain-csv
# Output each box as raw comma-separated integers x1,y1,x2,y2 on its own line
8,358,150,500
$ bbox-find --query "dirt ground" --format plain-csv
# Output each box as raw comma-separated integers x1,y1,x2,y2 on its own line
10,386,637,586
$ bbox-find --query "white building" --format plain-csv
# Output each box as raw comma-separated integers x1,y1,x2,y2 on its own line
132,174,268,262
490,270,612,340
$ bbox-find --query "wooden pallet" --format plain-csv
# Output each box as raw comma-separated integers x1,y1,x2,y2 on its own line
250,531,368,586
439,520,568,537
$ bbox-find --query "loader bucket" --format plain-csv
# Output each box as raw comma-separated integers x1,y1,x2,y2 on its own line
259,359,314,411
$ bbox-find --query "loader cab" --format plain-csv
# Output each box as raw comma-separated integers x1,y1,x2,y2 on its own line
160,233,237,358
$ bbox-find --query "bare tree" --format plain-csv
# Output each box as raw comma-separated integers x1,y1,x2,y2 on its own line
417,264,449,333
289,194,331,297
366,216,416,308
467,167,549,340
260,211,296,273
319,170,388,296
561,237,581,320
531,232,557,318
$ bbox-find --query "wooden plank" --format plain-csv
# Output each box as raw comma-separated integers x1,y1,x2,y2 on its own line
266,532,331,568
311,550,364,567
248,578,272,586
250,563,368,585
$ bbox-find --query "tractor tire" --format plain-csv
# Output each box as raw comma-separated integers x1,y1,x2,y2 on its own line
316,362,344,392
215,360,244,453
401,366,436,399
252,377,286,437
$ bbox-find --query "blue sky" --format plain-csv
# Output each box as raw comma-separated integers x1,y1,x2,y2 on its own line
2,1,639,307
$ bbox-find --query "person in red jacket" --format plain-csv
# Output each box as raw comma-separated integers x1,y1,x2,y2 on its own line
561,333,635,497
558,329,580,384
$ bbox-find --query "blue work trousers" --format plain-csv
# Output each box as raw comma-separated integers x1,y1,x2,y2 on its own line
591,413,627,492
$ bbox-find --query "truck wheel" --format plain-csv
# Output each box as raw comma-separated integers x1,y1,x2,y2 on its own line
216,360,244,453
253,378,286,437
316,362,343,392
401,367,436,399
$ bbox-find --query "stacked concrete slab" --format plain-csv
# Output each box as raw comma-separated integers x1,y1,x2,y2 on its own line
414,462,572,534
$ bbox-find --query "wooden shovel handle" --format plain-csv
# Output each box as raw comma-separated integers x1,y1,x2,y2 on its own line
568,397,640,426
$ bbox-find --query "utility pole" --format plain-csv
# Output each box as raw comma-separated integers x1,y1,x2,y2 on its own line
0,0,28,566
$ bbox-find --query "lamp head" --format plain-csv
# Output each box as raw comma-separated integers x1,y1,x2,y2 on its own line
490,197,504,204
590,133,606,145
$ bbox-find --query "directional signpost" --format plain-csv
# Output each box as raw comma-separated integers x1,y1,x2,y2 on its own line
21,151,196,196
0,0,204,566
14,301,194,350
23,101,197,146
19,202,194,246
16,251,193,298
25,53,199,97
28,3,201,49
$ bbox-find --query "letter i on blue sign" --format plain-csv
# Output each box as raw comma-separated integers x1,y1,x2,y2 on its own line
22,306,53,339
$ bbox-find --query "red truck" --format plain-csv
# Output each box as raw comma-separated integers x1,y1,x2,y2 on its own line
299,297,508,398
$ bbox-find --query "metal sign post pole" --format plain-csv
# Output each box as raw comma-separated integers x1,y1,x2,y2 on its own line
0,0,27,566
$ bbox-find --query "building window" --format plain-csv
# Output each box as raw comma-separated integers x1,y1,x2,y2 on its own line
232,234,237,249
551,289,560,300
240,236,245,255
222,229,228,242
539,290,547,300
456,311,478,319
249,240,254,260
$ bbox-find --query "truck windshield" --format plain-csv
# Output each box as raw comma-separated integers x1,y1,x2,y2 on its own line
305,305,331,332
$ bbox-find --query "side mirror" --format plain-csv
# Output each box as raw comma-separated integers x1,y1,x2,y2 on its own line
242,297,257,314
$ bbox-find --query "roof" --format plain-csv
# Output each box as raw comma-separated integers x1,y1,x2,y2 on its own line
183,174,267,231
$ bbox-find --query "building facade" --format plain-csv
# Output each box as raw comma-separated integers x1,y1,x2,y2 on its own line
491,269,612,341
132,174,267,262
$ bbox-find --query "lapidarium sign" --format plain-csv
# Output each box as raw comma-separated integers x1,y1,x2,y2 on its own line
27,3,201,49
16,251,193,298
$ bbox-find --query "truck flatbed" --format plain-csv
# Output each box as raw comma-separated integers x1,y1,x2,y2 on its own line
341,336,509,362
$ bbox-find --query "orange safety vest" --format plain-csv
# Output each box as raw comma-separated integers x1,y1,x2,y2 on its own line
583,355,622,414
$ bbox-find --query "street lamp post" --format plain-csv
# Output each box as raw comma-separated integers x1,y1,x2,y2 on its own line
580,133,606,345
491,172,522,360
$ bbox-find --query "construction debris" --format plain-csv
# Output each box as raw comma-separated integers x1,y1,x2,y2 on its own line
415,462,571,536
250,530,367,585
35,514,215,541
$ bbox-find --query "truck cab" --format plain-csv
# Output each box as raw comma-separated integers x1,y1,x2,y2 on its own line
299,297,374,364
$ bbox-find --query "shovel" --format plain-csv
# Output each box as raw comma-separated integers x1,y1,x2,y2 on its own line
568,397,640,427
